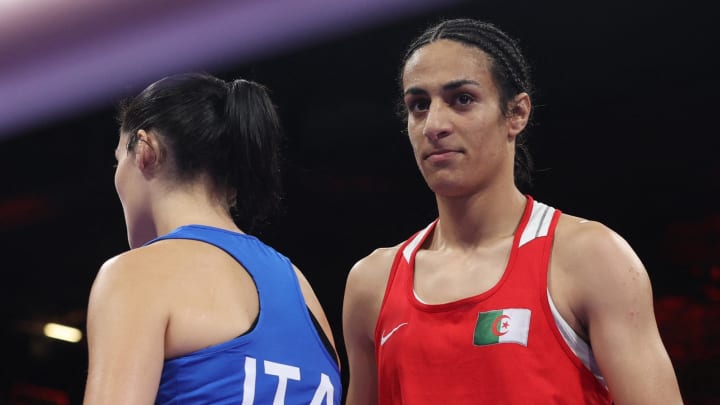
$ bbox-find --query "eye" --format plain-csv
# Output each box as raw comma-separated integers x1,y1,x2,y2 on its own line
455,93,474,106
406,98,430,113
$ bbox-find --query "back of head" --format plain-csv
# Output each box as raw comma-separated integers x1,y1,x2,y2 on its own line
400,18,535,191
118,72,283,232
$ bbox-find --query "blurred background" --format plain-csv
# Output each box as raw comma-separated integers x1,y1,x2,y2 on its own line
1,0,718,403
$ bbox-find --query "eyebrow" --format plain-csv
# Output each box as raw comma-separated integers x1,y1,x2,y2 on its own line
404,79,481,96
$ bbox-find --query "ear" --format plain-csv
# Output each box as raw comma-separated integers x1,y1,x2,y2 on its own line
133,129,161,174
507,92,531,140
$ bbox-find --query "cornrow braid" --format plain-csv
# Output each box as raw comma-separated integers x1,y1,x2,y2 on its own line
399,18,535,191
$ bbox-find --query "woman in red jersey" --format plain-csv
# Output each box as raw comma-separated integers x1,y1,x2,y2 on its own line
343,19,682,405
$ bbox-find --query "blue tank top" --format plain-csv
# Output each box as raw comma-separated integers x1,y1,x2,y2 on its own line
147,225,342,405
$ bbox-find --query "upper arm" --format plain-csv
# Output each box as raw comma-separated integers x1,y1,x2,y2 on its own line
342,248,396,405
558,220,682,404
83,254,169,405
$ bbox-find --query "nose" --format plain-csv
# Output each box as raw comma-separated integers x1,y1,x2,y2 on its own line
422,101,452,142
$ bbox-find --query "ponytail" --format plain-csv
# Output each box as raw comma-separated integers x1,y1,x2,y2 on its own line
224,79,283,232
118,72,284,233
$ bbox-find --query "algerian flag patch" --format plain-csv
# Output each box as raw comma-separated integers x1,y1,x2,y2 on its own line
473,308,531,347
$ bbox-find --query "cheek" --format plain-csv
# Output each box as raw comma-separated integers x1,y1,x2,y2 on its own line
113,163,129,204
406,124,424,155
408,136,424,165
113,168,120,192
113,168,122,197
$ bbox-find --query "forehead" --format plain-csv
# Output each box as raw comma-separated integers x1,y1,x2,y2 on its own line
402,39,494,90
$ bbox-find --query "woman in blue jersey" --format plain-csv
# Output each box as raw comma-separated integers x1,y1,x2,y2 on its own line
84,73,342,404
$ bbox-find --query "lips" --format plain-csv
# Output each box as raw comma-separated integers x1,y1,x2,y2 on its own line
424,149,461,161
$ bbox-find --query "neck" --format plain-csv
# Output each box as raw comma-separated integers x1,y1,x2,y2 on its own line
432,183,527,250
148,184,240,239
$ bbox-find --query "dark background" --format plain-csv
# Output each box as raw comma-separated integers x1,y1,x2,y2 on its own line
1,0,718,403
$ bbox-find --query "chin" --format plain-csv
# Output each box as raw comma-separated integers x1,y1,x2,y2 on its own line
427,181,471,198
424,174,469,196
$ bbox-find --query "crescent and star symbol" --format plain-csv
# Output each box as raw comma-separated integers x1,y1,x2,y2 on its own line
492,315,511,337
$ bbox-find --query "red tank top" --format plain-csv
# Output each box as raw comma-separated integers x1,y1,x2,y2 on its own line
375,196,611,404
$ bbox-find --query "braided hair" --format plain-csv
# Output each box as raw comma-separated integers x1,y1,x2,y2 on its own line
399,19,535,191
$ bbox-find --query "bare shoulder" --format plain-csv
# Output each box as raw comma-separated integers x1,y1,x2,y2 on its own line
88,244,176,321
88,239,213,320
345,245,401,296
343,244,401,341
552,216,683,403
92,248,153,295
343,246,401,405
91,242,180,294
84,244,175,404
554,213,644,272
552,213,652,318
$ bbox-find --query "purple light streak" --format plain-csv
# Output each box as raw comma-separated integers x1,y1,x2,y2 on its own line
0,0,458,139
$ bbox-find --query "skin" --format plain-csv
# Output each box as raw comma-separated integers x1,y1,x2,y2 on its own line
343,39,682,404
83,130,338,404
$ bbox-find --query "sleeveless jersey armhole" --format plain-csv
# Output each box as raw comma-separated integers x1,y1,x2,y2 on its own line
546,290,607,388
307,306,339,366
374,222,437,345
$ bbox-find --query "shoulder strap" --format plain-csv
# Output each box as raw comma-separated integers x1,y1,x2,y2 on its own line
148,225,304,321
